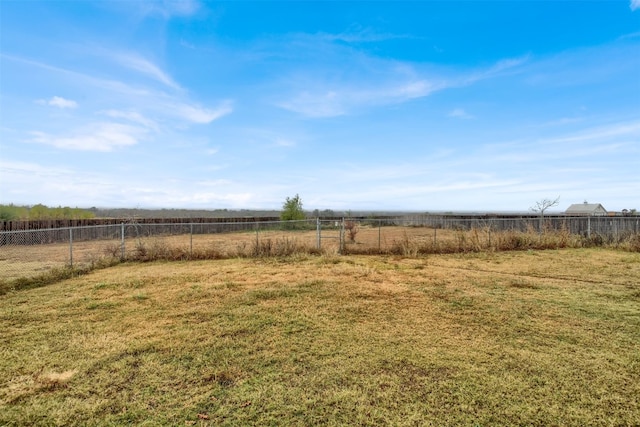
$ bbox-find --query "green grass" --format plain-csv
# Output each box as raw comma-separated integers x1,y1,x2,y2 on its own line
1,249,639,426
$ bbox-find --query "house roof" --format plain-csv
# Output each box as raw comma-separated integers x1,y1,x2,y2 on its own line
565,203,607,214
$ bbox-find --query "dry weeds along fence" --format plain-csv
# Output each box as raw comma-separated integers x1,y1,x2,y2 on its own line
1,217,639,291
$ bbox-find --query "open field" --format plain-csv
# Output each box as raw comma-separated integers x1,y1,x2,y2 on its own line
1,248,639,426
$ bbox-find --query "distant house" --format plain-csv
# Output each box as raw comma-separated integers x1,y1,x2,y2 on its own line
565,202,608,216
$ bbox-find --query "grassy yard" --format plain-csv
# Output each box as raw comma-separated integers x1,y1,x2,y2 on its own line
1,249,639,426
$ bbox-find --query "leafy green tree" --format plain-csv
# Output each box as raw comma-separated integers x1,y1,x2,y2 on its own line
280,194,305,221
29,204,49,220
0,204,20,221
0,203,96,221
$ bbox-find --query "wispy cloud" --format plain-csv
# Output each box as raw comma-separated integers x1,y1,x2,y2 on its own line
474,119,640,167
631,0,640,11
0,159,254,208
161,0,200,16
275,138,296,147
460,55,530,86
29,122,146,152
618,31,640,40
36,96,78,109
234,127,305,151
541,117,585,127
2,53,153,97
5,52,232,155
277,77,444,118
111,52,182,90
133,0,201,19
102,110,159,131
173,101,233,124
544,120,640,145
277,91,345,118
317,26,410,44
275,50,525,118
448,108,474,119
0,160,73,181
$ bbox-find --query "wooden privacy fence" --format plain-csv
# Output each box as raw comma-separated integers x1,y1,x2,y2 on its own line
0,216,282,232
394,215,640,237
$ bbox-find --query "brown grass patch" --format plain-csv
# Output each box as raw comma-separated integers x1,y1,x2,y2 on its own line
1,249,639,425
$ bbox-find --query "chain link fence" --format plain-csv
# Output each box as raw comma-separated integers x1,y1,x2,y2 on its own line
2,216,639,283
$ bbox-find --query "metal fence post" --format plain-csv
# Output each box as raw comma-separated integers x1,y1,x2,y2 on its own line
190,223,194,257
121,222,125,259
339,218,345,255
378,219,381,252
69,228,73,268
255,222,259,248
316,217,321,250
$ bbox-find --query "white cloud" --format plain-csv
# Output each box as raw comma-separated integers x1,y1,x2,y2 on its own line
448,108,474,119
618,31,640,40
278,79,441,118
235,128,306,150
631,0,640,11
278,91,345,118
5,54,155,97
163,0,200,16
144,0,200,18
395,80,434,98
277,54,524,118
9,54,232,131
173,101,233,124
317,26,409,44
112,53,181,90
545,120,640,145
37,96,78,109
195,179,232,187
275,138,296,147
29,122,146,151
541,117,585,127
102,110,159,131
110,0,201,20
462,55,529,85
182,191,254,206
0,160,73,181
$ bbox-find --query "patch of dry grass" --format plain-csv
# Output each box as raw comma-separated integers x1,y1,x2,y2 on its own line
2,226,639,287
1,249,639,425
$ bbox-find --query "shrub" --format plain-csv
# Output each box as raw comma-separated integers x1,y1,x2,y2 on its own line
621,234,640,252
344,220,359,242
250,237,317,257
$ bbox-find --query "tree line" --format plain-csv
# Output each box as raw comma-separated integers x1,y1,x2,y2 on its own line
0,204,96,221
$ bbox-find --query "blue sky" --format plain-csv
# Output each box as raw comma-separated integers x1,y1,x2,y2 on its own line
1,1,639,212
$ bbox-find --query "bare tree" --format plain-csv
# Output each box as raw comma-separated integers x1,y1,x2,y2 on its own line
530,196,560,231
